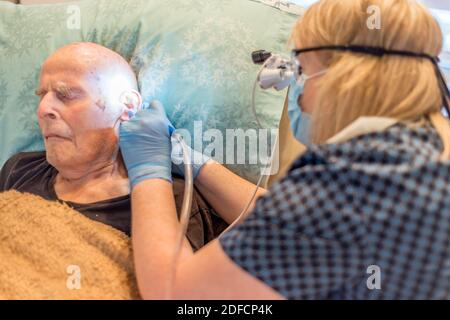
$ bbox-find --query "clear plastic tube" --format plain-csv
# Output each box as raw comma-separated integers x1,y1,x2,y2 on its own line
167,133,194,299
219,71,280,237
168,61,281,297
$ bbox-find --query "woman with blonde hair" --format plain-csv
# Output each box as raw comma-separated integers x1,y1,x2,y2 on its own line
119,0,450,299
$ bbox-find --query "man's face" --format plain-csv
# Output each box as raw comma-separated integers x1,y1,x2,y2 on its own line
36,53,122,173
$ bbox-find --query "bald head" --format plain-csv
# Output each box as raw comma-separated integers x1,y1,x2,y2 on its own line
54,42,136,85
36,42,142,175
42,42,138,102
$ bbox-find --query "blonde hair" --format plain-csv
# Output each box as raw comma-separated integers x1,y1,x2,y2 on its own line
291,0,450,159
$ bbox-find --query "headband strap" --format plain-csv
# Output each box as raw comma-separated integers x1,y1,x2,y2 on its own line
293,45,440,62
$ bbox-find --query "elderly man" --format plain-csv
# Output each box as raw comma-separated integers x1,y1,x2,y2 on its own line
0,42,226,250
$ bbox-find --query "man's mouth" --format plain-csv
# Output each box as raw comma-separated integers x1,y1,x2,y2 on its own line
45,134,70,141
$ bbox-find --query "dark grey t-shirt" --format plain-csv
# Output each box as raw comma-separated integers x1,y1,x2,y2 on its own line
0,152,227,250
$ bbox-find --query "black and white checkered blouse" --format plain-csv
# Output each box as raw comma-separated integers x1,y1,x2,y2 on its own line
220,122,450,299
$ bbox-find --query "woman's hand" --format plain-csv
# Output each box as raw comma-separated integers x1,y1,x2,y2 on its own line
171,135,211,180
120,99,265,225
120,100,175,188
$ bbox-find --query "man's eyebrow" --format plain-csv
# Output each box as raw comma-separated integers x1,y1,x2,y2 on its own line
35,84,84,96
55,84,84,95
54,84,72,95
35,87,47,96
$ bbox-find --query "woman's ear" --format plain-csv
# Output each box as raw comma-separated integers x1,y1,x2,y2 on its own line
120,90,143,120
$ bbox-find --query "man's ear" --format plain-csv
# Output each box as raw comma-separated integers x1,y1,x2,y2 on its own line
119,89,142,120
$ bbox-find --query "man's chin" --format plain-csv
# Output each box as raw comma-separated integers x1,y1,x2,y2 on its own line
46,155,63,170
45,147,71,169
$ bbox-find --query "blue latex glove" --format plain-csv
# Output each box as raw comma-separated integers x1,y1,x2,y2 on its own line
171,135,211,180
120,100,175,188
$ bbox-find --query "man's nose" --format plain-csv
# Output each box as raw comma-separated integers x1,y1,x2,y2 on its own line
37,93,59,120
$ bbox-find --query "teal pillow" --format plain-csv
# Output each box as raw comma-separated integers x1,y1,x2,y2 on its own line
0,0,299,181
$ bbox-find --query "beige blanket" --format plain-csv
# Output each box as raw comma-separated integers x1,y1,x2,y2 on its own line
0,191,140,299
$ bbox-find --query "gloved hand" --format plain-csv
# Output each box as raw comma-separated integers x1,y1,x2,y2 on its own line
171,136,211,180
120,100,175,188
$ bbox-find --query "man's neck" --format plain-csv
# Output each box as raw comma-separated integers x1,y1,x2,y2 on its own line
54,154,130,204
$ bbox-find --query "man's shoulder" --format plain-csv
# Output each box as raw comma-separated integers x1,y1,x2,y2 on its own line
3,151,48,172
0,151,48,191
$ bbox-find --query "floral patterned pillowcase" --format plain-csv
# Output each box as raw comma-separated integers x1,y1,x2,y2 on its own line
0,0,299,181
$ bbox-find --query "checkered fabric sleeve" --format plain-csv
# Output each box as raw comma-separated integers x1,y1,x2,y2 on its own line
220,123,450,300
